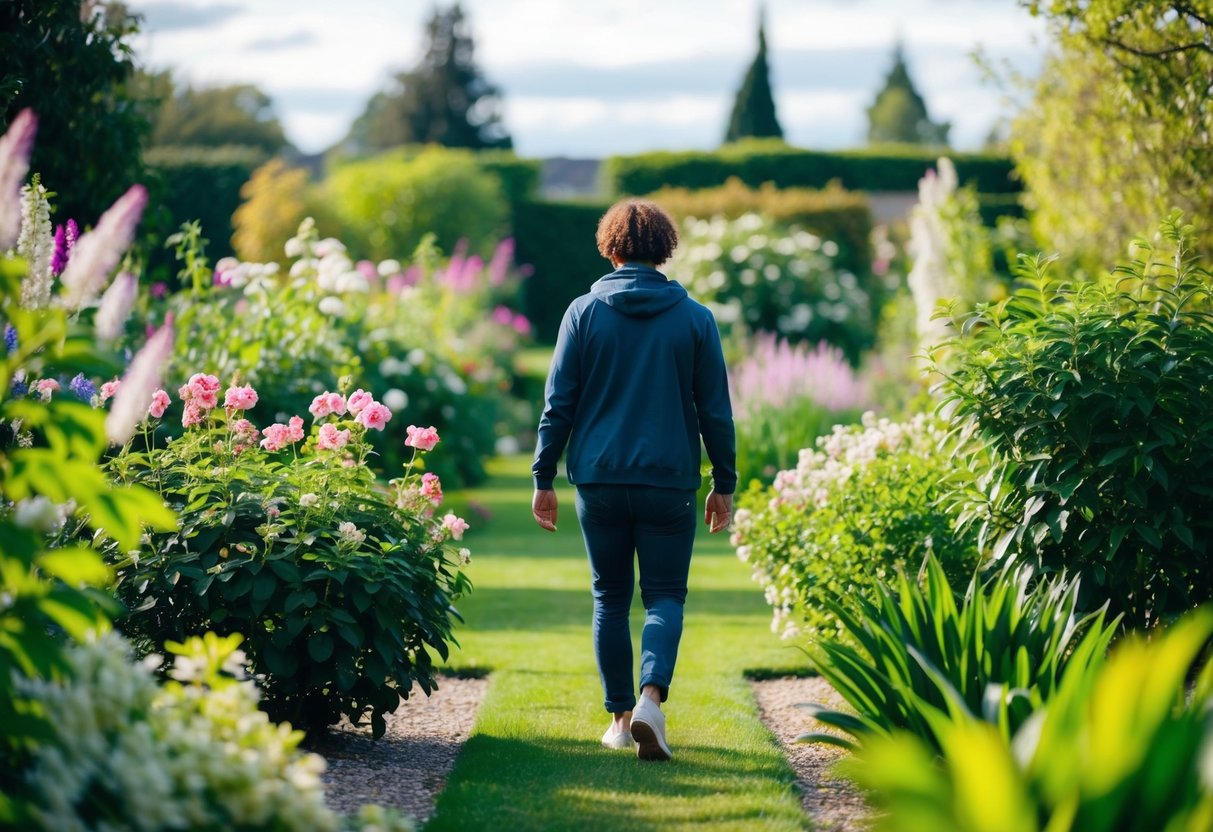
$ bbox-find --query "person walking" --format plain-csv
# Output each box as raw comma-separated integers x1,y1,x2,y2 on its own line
531,199,736,762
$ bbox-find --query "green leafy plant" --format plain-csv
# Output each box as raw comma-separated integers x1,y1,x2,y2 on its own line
731,413,980,640
842,607,1213,832
803,553,1119,752
98,377,472,737
936,213,1213,628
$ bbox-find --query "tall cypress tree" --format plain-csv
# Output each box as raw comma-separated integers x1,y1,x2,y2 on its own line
724,12,783,144
866,43,949,146
346,3,511,152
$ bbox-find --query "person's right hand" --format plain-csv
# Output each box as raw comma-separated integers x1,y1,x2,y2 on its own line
532,488,558,532
704,490,733,534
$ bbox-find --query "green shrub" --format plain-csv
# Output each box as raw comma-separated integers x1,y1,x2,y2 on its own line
936,214,1213,628
15,632,413,832
513,198,611,344
604,144,1020,197
804,554,1118,753
100,378,472,737
324,146,508,260
843,607,1213,832
145,144,265,273
649,178,873,274
666,212,877,362
477,151,541,205
731,413,981,640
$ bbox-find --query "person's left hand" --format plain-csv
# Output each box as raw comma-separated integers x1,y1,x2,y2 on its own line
532,489,558,532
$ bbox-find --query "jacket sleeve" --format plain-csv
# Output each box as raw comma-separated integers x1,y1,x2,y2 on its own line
693,315,737,495
532,305,581,490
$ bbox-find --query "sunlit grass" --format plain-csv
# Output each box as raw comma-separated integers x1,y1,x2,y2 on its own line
429,456,810,831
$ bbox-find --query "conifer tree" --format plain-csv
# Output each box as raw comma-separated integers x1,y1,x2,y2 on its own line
866,43,949,146
724,13,783,144
346,3,511,152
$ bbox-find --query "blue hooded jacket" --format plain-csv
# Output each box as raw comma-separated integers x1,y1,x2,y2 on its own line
532,263,737,494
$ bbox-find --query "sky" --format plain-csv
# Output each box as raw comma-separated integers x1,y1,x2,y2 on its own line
126,0,1048,158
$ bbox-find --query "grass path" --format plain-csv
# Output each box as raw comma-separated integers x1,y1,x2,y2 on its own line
426,456,811,831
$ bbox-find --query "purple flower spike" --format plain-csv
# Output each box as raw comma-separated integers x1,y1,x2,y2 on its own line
0,109,38,251
60,185,148,310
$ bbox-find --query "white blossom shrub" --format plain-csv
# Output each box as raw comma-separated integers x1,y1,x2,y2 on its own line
730,412,981,641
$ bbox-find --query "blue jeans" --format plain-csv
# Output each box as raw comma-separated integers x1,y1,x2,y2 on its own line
574,483,698,714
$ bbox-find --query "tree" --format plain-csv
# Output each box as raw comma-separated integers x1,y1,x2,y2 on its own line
723,13,783,144
1013,1,1212,263
344,3,511,153
137,70,290,156
866,43,949,146
0,0,150,225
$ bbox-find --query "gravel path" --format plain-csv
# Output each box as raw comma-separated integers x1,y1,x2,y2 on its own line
315,675,489,824
751,676,871,832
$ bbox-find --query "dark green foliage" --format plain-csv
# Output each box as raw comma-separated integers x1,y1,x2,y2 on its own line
144,145,264,270
477,152,541,205
344,3,511,152
723,18,783,143
513,199,612,344
805,554,1118,753
104,427,471,737
0,0,150,225
605,144,1019,197
865,43,950,146
938,214,1213,628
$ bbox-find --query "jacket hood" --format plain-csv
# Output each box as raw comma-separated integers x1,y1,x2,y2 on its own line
589,264,688,318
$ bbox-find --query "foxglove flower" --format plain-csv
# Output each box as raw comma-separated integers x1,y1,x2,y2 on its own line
0,109,36,252
60,185,148,311
105,315,173,445
50,219,77,277
17,179,53,309
95,272,138,342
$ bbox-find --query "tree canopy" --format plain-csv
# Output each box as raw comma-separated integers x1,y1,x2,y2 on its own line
723,16,783,144
0,0,149,225
344,3,511,153
138,70,290,156
865,43,949,146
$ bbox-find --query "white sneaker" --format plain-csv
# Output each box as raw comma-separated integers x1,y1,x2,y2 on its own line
630,695,672,761
601,726,634,749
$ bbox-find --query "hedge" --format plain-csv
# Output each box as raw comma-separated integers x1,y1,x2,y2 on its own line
145,144,265,280
605,143,1020,197
513,199,611,344
478,151,541,206
649,178,873,274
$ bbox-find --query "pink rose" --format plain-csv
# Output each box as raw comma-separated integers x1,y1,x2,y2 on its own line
421,472,443,504
347,389,374,416
148,389,170,419
259,423,291,452
317,423,350,450
182,402,206,427
35,379,60,401
356,401,392,431
512,314,532,336
267,505,281,519
99,379,121,402
179,373,220,410
405,424,440,451
287,415,305,442
309,391,348,419
223,384,258,412
324,392,347,416
492,305,513,325
441,513,470,541
231,418,259,442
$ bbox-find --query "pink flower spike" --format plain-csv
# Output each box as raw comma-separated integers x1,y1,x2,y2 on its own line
0,109,37,251
60,184,149,310
95,272,139,343
488,237,514,286
441,513,470,541
223,384,259,412
106,317,174,445
347,389,374,416
317,422,351,450
356,401,392,431
148,389,170,419
405,424,440,451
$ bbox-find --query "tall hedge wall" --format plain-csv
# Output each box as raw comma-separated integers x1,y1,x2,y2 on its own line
604,145,1020,197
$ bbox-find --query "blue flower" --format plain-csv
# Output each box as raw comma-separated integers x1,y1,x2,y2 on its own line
10,376,28,397
3,324,16,355
69,373,96,403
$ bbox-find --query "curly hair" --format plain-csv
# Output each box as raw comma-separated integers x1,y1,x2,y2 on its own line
595,199,679,266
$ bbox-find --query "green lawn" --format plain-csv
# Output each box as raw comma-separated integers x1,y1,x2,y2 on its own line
428,455,811,831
